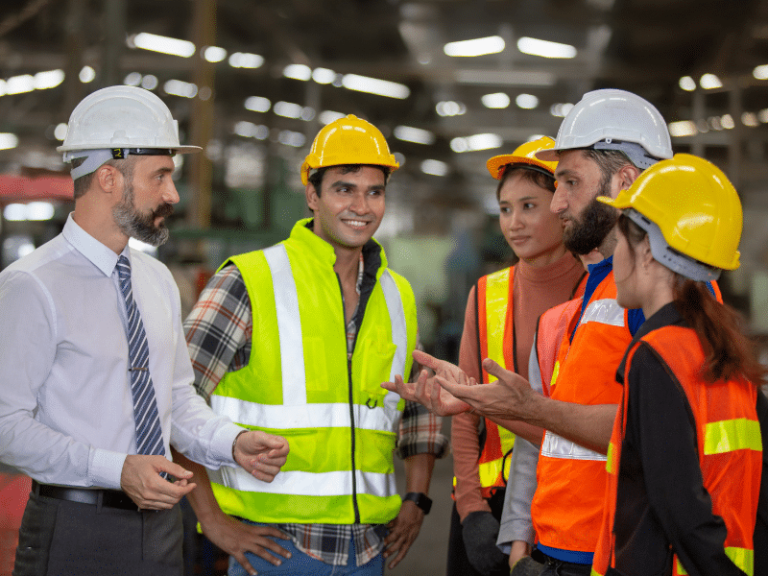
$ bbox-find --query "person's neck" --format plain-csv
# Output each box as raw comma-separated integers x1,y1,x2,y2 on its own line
72,201,128,255
580,248,605,266
641,269,675,319
333,245,364,286
521,244,568,268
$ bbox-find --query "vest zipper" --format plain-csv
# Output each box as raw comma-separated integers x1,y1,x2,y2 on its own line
337,273,362,524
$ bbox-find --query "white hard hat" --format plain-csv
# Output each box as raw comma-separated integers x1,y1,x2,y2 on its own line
538,89,672,169
58,85,200,178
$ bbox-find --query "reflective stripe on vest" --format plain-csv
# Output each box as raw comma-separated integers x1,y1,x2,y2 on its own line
541,431,607,462
676,547,753,575
208,222,417,525
580,298,625,328
704,418,762,455
474,268,516,495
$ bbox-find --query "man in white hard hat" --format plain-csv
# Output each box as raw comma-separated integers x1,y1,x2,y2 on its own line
175,114,448,576
0,85,289,576
385,89,721,575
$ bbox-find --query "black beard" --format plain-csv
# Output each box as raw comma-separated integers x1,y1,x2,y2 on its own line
113,182,173,247
563,195,619,255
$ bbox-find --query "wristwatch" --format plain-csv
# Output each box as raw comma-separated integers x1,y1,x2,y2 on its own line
403,492,432,515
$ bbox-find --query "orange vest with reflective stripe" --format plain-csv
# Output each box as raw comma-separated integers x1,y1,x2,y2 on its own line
535,277,586,398
532,271,630,553
474,267,517,497
592,326,761,576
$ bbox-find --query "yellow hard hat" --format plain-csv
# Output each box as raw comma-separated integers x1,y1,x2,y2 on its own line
486,136,557,180
598,153,742,275
300,114,399,185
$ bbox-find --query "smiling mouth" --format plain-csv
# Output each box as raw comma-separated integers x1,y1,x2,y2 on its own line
342,219,371,229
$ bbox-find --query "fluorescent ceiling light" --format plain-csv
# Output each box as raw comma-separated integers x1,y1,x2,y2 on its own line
444,35,505,57
759,108,768,123
131,33,195,58
79,66,96,83
550,103,574,117
341,74,410,99
516,94,539,109
34,69,65,90
124,72,142,86
753,65,768,80
517,37,576,59
6,75,34,95
679,76,696,91
0,133,19,150
234,121,269,140
720,114,734,129
668,120,697,137
436,101,466,117
456,69,556,87
164,79,198,98
394,125,435,145
312,68,336,84
278,130,306,148
245,96,271,113
141,74,158,90
699,73,722,89
451,133,503,153
0,79,5,97
283,64,312,81
274,101,303,119
229,52,263,69
421,159,448,177
54,123,68,141
4,204,27,221
481,93,510,109
319,110,346,125
203,46,227,63
742,112,759,127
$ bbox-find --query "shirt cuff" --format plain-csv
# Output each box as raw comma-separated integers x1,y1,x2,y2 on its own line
211,422,245,468
89,448,128,490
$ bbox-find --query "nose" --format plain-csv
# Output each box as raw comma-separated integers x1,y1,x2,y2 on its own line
349,191,368,214
164,180,180,205
550,186,567,214
510,208,524,230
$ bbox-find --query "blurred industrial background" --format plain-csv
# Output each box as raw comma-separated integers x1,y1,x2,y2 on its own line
3,0,768,573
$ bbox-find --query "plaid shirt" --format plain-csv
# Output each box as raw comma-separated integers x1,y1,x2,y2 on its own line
184,262,448,566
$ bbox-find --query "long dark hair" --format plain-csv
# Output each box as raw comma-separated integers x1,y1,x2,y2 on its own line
618,214,766,384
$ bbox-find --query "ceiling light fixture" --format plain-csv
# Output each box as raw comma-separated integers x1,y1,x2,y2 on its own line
444,35,505,57
481,93,510,109
245,96,271,113
341,74,410,99
421,159,448,176
516,94,539,109
517,37,576,59
203,46,227,63
394,125,436,145
699,73,722,89
283,64,312,81
679,76,696,91
130,32,195,58
164,79,198,98
0,133,19,150
451,133,503,153
229,52,264,69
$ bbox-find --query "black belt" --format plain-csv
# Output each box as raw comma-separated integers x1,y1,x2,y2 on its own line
32,481,139,511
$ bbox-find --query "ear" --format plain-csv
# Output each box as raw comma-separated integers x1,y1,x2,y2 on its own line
94,164,121,195
305,182,320,212
616,163,641,192
639,234,654,268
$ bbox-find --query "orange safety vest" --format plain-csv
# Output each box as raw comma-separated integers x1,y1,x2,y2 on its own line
532,271,629,554
534,272,587,398
592,326,761,576
473,267,517,498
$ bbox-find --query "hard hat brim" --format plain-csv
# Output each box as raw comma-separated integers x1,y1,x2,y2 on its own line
57,144,202,154
486,155,554,180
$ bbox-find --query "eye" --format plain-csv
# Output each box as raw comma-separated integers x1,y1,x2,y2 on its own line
523,202,536,210
499,206,511,214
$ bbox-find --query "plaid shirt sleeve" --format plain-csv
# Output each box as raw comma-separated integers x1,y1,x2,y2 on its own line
183,264,252,400
396,400,449,459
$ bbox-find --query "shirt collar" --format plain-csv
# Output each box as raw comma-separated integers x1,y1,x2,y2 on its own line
62,213,129,277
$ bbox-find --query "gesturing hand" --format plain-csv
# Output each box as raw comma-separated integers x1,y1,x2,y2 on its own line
234,430,290,482
381,349,472,416
120,454,196,509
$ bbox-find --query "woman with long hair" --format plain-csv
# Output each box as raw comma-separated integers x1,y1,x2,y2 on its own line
591,154,765,576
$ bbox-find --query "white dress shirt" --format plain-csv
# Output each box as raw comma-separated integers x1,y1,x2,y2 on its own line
0,214,242,489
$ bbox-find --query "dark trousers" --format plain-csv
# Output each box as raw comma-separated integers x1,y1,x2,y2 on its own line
536,551,592,576
446,489,509,576
13,490,183,576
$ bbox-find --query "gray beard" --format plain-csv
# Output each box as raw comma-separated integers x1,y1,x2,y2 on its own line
112,182,172,247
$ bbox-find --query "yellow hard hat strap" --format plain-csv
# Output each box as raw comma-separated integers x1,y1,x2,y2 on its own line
624,208,720,282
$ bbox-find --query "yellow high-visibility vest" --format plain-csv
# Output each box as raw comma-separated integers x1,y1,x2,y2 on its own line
208,219,418,525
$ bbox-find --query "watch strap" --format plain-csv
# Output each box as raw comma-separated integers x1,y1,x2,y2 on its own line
403,491,432,514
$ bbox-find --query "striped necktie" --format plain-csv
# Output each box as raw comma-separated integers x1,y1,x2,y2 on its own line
116,255,165,457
